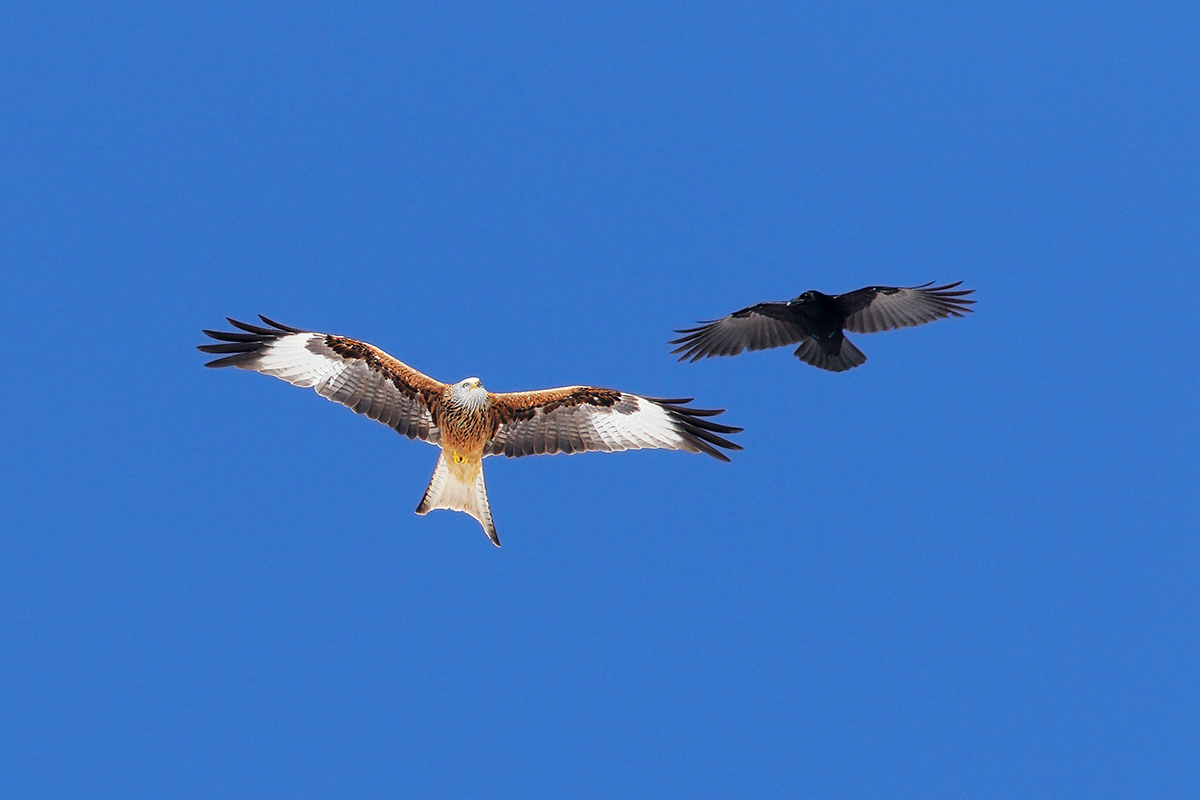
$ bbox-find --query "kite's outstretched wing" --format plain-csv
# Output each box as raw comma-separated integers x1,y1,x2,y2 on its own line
669,302,808,361
484,387,742,461
198,316,446,444
838,281,975,334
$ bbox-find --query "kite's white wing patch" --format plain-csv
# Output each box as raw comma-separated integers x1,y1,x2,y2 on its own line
200,321,441,444
486,393,740,461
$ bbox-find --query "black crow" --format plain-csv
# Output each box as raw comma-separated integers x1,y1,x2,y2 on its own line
670,281,975,372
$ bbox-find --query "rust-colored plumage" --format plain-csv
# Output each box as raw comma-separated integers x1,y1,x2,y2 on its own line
199,316,741,546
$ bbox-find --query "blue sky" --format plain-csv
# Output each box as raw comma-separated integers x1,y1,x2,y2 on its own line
2,1,1197,796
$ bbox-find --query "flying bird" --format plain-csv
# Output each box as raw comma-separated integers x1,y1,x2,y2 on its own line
670,281,975,372
199,316,741,546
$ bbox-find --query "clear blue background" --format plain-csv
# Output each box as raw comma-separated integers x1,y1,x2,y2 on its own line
2,1,1197,796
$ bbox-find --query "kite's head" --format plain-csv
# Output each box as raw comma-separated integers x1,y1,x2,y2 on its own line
451,377,488,409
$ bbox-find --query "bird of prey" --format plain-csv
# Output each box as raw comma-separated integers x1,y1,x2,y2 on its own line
670,281,975,372
199,316,741,546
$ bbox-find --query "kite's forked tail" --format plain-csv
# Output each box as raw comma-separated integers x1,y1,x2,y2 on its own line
415,452,500,547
